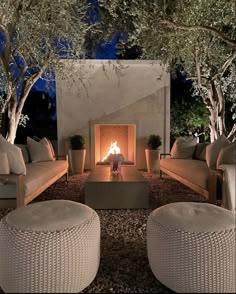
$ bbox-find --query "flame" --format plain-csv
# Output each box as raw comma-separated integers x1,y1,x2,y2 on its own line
102,141,121,161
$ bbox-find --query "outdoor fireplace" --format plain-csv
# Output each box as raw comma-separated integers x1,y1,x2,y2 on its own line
94,124,136,166
57,60,170,170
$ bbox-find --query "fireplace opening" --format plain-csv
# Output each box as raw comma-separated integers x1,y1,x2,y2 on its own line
95,124,136,165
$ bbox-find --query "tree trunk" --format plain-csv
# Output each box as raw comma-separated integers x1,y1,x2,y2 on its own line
215,81,226,136
208,107,218,142
7,101,18,144
194,49,228,142
227,123,236,142
205,80,227,142
207,83,219,142
5,68,46,144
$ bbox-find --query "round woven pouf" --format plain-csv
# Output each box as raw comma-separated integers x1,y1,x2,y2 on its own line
147,202,236,293
0,200,100,293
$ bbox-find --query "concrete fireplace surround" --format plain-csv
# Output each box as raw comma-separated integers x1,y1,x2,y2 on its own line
56,60,170,170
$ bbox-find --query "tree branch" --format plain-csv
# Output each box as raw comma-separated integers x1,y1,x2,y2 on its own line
16,63,48,118
211,51,236,81
9,0,35,34
194,47,202,87
227,123,236,142
221,50,236,75
160,20,236,48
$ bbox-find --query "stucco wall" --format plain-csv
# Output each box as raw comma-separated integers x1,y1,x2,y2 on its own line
56,60,170,170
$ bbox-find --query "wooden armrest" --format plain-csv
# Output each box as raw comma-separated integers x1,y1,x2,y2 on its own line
0,174,25,207
208,168,223,204
0,173,24,184
55,154,68,161
0,174,9,185
209,168,223,180
159,153,171,159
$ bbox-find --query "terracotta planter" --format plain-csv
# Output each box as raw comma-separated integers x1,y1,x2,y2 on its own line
145,149,160,174
69,149,86,174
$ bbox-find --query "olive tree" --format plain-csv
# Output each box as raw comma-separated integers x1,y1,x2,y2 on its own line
98,0,236,142
0,0,91,143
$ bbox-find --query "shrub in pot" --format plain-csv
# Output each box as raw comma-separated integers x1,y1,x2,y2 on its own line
146,134,162,150
145,134,162,173
69,134,86,174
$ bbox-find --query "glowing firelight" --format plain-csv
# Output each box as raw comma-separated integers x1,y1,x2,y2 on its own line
102,141,121,161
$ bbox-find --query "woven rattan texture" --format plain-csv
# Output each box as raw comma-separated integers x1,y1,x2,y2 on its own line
0,211,100,293
147,215,236,293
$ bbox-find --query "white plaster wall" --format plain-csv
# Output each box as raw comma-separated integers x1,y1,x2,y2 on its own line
56,60,170,170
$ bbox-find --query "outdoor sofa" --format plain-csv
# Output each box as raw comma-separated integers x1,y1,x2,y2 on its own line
160,135,235,209
0,136,68,208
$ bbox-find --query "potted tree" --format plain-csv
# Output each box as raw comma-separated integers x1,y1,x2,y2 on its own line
69,134,86,174
145,134,162,174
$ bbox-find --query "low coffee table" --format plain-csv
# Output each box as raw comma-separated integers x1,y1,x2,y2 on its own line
84,166,149,209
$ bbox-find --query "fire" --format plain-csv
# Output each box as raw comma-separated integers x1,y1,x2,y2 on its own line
102,141,121,161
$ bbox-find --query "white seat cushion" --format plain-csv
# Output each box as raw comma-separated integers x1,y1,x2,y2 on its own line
6,200,95,231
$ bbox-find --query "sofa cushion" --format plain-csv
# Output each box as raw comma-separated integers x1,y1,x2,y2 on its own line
0,152,10,174
206,135,230,168
27,137,54,163
16,144,30,163
170,137,197,159
216,142,236,169
160,158,209,190
0,160,68,199
194,143,209,161
24,160,68,196
0,135,26,175
43,137,56,160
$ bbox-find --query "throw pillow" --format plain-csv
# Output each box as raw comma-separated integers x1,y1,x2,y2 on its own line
42,137,56,160
0,152,10,174
33,136,41,142
216,142,236,169
0,135,26,175
206,135,230,168
16,144,30,163
170,137,198,159
194,142,209,161
27,137,54,163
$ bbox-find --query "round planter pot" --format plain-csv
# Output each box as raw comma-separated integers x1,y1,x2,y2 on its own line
145,149,160,174
69,149,86,174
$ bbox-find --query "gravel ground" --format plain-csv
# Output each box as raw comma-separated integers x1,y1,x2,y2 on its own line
0,171,207,293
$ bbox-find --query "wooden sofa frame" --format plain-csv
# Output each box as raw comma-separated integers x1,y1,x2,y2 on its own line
0,155,68,208
159,153,223,205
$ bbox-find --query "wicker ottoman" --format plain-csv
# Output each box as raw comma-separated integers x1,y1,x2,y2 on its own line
0,200,100,293
147,202,236,293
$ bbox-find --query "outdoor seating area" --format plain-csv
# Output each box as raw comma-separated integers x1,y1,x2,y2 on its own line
0,1,236,293
0,164,235,293
0,122,235,293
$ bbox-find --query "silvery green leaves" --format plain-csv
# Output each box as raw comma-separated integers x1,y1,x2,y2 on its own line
0,0,93,143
